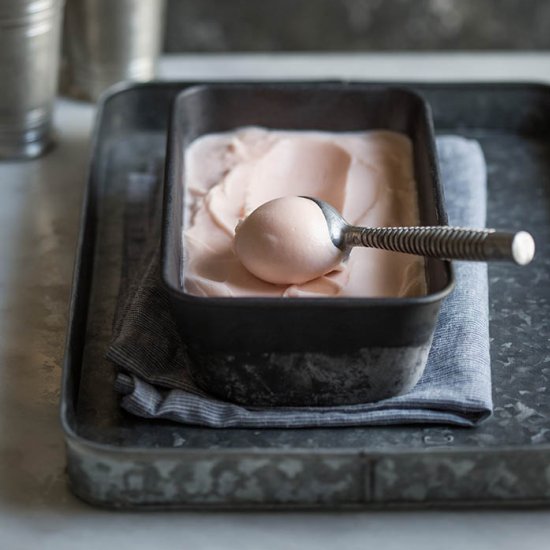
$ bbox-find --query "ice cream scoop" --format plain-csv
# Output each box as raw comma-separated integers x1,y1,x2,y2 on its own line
306,196,535,266
234,196,535,285
234,196,345,285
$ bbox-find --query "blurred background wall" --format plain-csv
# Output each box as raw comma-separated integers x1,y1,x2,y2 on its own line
164,0,549,52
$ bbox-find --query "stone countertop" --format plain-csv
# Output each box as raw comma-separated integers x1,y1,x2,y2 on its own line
1,53,549,549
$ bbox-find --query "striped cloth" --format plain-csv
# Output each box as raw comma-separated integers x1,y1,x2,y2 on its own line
109,136,492,427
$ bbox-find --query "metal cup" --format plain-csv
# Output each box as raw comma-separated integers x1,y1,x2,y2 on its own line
0,0,64,160
62,0,166,102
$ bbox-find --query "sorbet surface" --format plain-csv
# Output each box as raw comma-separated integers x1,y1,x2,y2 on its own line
182,127,427,298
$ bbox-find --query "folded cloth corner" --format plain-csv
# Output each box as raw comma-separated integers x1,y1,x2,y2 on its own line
107,135,492,428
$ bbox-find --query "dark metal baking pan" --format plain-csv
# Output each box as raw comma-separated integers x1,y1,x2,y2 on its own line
162,83,453,407
62,80,550,509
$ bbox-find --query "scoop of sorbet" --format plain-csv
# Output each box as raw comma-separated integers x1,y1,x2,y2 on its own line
234,196,344,285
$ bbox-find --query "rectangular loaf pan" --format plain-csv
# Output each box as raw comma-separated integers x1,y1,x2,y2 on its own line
161,83,454,406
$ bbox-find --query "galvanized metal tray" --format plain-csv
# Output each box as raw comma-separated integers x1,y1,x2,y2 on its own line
61,81,550,509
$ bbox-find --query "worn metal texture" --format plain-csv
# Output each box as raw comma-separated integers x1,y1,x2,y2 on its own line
67,443,366,508
62,82,550,508
189,345,431,407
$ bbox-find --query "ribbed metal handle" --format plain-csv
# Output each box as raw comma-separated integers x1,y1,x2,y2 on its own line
344,226,535,265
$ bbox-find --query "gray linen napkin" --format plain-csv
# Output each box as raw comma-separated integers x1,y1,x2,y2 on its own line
109,136,492,427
